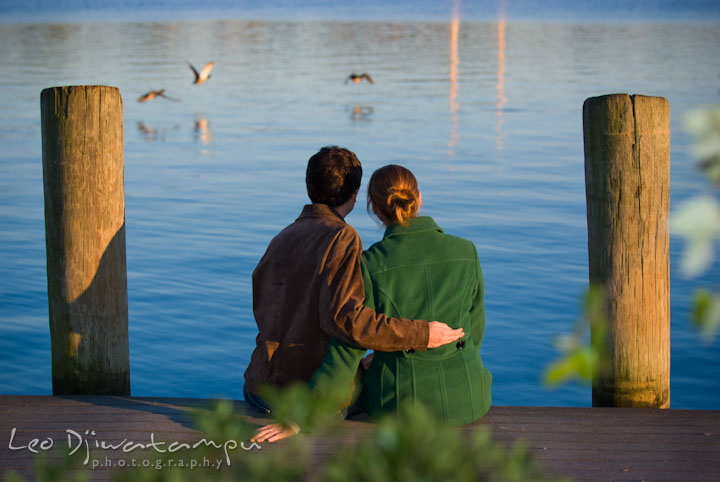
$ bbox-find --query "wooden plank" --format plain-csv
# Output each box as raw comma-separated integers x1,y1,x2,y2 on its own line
1,396,719,482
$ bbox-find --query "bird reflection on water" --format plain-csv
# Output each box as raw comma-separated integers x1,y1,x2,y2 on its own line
194,115,212,145
347,105,374,122
137,121,157,141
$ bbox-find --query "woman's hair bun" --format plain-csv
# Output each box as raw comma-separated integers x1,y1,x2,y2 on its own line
387,188,415,207
368,165,420,226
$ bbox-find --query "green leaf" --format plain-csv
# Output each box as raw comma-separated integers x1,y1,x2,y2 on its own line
670,195,720,278
692,289,720,342
685,106,720,185
544,348,594,387
544,284,610,388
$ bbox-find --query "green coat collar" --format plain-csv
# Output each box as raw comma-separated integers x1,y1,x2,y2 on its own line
382,216,444,239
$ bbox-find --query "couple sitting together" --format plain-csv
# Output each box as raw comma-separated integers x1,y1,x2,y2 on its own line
243,146,492,442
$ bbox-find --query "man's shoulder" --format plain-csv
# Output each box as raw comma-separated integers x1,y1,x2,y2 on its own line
263,208,360,258
279,210,358,239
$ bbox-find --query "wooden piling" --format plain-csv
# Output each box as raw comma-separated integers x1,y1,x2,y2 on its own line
41,85,130,395
583,94,670,408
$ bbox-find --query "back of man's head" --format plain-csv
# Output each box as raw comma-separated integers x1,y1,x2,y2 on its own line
306,146,363,207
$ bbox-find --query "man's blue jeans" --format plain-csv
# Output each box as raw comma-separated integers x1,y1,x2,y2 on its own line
243,385,272,414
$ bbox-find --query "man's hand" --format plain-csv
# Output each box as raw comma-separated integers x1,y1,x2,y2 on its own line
427,321,464,348
251,422,300,443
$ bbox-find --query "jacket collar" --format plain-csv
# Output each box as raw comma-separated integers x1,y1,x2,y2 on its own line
296,204,346,223
383,216,443,239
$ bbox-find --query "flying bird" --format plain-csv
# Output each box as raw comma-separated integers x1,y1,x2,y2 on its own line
345,72,374,84
189,61,214,84
137,89,178,103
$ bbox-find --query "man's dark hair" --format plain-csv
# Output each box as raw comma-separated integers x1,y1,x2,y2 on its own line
306,146,363,207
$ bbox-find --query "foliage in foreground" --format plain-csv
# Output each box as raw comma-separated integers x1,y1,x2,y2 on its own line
671,106,720,342
319,403,559,482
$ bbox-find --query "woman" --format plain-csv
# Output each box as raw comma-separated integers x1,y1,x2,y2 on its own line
254,165,491,441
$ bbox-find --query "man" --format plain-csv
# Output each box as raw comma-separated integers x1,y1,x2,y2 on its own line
243,146,463,412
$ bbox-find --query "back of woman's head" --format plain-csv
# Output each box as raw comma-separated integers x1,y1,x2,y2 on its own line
367,165,420,226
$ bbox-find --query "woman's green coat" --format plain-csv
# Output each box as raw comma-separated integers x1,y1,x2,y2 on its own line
311,216,492,425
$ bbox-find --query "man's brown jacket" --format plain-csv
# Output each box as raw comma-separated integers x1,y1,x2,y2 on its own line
244,204,429,394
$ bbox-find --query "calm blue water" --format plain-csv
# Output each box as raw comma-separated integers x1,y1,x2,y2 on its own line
1,1,719,409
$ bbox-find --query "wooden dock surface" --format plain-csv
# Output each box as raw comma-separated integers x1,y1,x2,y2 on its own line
1,395,718,481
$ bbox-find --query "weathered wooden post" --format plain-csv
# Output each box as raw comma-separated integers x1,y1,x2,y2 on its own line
41,85,130,395
583,94,670,408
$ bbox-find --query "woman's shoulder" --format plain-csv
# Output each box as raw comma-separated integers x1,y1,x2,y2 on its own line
361,238,386,268
422,217,478,254
441,231,478,253
362,217,479,268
